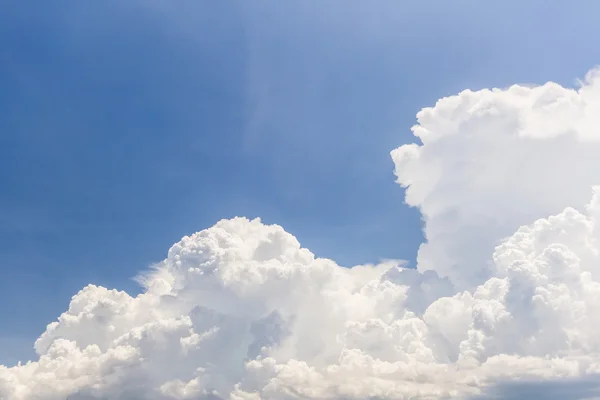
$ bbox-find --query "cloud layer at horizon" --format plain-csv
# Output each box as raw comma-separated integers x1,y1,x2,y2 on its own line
3,69,600,399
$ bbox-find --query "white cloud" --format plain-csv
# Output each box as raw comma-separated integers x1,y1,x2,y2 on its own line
3,69,600,399
391,68,600,289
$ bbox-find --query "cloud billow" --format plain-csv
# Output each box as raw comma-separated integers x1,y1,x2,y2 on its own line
3,69,600,399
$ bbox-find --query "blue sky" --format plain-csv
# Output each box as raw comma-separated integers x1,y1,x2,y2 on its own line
1,1,599,366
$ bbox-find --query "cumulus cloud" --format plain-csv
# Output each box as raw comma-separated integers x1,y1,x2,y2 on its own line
3,68,600,399
392,68,600,289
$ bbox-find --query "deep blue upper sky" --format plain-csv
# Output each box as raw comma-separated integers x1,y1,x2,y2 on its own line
1,1,599,365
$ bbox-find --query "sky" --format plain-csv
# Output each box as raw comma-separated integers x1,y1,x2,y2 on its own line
2,1,600,399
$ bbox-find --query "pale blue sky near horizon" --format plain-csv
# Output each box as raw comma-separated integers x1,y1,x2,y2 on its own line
1,1,599,366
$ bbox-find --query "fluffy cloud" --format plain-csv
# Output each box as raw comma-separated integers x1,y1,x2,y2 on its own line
392,68,600,289
3,69,600,399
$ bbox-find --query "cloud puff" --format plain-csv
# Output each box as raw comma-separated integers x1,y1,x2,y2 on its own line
3,69,600,399
392,68,600,289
